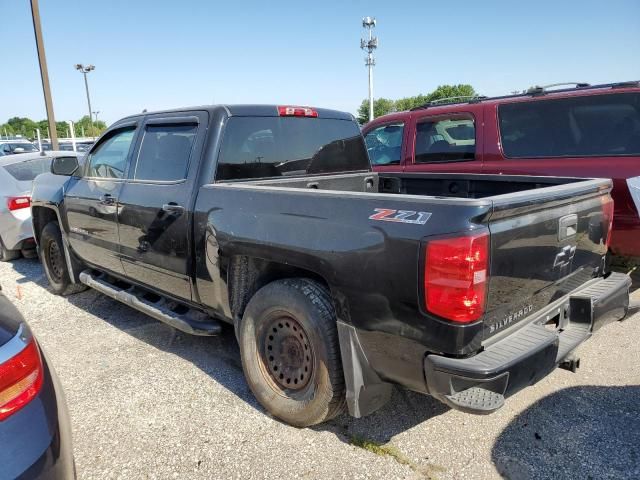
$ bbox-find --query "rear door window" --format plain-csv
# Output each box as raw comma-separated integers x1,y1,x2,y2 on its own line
414,117,476,163
133,124,197,182
216,117,368,181
364,122,404,165
499,93,640,158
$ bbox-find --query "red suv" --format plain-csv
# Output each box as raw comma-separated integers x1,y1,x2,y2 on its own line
363,81,640,263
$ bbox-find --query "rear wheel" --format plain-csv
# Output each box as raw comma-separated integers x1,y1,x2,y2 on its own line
239,278,345,427
40,222,86,296
0,237,20,262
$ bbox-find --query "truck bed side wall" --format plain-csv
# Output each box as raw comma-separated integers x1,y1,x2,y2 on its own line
193,183,492,364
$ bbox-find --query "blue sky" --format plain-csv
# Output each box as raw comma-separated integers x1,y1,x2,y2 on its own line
2,0,639,125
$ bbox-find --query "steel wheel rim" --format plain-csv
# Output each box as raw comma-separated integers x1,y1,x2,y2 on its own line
260,314,313,391
48,241,64,282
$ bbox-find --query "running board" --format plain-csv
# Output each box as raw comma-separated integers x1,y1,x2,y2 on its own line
78,270,222,336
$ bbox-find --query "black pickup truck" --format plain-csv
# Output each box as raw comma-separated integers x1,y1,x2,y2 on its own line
31,105,631,427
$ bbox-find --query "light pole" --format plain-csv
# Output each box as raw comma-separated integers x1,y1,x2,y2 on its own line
360,17,378,122
75,63,95,137
92,110,100,133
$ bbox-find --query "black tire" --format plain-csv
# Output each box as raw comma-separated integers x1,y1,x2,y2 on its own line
239,278,346,427
0,237,20,262
40,222,87,296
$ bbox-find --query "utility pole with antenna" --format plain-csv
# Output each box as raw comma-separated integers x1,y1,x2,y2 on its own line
360,16,378,122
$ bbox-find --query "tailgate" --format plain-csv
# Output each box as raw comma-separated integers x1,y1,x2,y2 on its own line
484,178,613,340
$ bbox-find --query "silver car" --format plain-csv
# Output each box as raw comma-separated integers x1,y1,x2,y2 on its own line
0,151,80,261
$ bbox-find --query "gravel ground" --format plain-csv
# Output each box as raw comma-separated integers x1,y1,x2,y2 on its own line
1,258,639,480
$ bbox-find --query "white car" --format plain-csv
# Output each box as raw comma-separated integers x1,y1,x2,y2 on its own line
0,151,80,261
0,141,39,156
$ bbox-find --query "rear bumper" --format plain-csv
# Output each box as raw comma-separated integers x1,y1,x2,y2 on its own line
424,272,631,414
0,209,34,250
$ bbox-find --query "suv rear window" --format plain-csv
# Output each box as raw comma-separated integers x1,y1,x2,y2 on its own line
3,157,52,181
499,93,640,158
216,117,369,181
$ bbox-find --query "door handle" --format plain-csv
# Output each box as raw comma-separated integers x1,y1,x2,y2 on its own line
162,203,185,214
100,194,115,205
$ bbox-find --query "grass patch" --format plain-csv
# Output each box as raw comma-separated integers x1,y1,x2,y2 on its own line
350,436,446,479
350,436,412,467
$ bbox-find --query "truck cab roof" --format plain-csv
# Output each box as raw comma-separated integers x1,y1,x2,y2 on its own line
119,105,355,123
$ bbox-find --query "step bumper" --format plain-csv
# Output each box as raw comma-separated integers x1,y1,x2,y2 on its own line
424,272,631,414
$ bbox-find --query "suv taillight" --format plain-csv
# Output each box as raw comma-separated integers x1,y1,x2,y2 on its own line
425,231,489,323
7,196,31,212
0,338,43,421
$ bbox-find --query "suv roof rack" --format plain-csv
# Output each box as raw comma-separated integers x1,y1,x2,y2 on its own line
410,95,487,111
408,81,640,112
527,82,591,94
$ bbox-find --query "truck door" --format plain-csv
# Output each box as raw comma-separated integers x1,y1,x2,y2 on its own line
64,124,139,275
116,112,208,301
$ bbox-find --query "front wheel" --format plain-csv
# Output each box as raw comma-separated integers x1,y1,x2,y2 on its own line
238,278,346,427
40,222,87,296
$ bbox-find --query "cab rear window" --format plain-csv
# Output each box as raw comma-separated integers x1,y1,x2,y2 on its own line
3,157,52,181
216,117,369,181
499,93,640,158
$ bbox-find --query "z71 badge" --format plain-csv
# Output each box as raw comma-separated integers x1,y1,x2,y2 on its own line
369,208,432,225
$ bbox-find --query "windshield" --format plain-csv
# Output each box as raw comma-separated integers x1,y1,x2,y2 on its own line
216,117,369,181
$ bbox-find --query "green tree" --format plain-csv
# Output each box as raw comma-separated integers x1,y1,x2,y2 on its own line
426,84,476,104
74,115,106,137
393,94,431,112
357,98,395,125
6,117,38,138
356,84,477,124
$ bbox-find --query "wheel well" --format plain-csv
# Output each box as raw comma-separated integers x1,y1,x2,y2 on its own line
228,256,330,321
32,207,59,244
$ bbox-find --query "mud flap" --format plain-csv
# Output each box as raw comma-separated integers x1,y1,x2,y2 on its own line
336,321,393,418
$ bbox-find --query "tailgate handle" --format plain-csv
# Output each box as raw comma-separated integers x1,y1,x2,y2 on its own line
558,214,578,240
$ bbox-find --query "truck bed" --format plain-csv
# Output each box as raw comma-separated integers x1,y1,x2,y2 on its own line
245,171,588,199
202,171,611,350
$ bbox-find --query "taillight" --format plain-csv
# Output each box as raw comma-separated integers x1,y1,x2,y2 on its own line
602,197,614,247
277,106,318,117
425,231,489,323
0,338,44,421
7,196,31,212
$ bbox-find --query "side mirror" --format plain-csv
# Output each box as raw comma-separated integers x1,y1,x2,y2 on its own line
12,147,25,154
51,156,80,176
